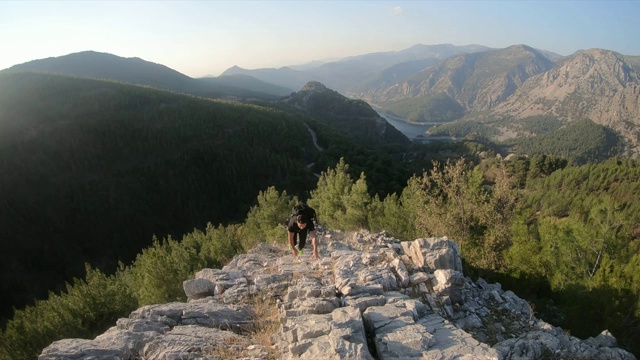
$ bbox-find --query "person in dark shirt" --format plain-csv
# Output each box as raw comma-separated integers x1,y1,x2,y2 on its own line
287,214,319,260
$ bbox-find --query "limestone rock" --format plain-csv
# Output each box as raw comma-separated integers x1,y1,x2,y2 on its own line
39,230,637,360
408,237,463,272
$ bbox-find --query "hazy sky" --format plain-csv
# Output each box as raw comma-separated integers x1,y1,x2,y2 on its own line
1,1,638,78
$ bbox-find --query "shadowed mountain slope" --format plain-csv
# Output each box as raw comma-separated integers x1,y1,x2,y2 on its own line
0,71,316,323
4,51,292,99
0,71,417,326
280,81,410,146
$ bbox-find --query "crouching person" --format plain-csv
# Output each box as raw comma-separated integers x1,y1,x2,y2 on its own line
288,214,319,260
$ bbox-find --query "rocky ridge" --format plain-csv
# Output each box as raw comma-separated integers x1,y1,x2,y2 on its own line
361,45,555,112
39,229,636,359
359,46,640,157
492,49,640,155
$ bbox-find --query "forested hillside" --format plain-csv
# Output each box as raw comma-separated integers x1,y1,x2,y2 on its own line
279,81,410,147
429,116,623,164
0,72,411,325
0,71,414,359
504,157,640,354
3,156,639,359
0,72,316,323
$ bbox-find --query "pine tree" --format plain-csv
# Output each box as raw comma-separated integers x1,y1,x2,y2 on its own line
309,158,354,229
241,186,294,248
342,172,371,230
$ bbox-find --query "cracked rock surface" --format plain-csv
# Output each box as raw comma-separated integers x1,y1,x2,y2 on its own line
39,229,636,360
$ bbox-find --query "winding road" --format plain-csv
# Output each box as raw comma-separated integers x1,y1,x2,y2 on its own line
305,124,324,151
305,124,323,176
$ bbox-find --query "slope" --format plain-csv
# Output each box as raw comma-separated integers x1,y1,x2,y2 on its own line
0,71,317,323
365,45,555,122
491,49,640,156
3,51,291,100
278,81,410,146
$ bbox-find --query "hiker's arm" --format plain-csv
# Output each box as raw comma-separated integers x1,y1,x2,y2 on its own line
288,231,297,257
310,230,319,260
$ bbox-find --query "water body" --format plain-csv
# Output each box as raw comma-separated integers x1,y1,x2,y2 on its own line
375,110,454,143
381,113,431,139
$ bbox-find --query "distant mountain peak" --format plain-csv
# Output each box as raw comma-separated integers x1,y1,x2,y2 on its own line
363,45,555,115
301,81,328,93
492,47,640,154
283,82,409,145
505,44,536,52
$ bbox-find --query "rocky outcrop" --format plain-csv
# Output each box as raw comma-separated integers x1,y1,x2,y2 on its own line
363,45,555,112
492,48,640,155
39,229,636,360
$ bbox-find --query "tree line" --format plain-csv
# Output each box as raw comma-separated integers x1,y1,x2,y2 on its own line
2,156,639,359
429,115,623,164
0,71,419,329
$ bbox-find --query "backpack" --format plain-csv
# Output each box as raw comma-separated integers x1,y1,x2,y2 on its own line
291,203,316,223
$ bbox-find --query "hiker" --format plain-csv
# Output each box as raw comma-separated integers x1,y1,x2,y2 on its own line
287,209,319,260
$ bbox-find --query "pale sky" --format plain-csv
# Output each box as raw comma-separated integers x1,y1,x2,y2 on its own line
1,1,638,78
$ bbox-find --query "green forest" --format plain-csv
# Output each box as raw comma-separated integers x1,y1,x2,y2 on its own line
1,72,639,359
384,92,466,123
279,81,410,146
429,115,624,164
0,72,311,325
2,157,640,359
0,72,412,332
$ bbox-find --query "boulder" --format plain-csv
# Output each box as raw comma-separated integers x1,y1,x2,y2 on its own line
408,237,463,272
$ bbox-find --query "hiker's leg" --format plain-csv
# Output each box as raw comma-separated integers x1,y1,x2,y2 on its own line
288,231,297,254
309,230,319,260
299,229,308,249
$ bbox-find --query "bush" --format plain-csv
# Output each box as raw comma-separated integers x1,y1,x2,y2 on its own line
241,187,296,248
0,265,136,360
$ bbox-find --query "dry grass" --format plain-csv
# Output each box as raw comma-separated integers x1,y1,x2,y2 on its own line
260,265,280,275
204,293,281,360
208,336,251,360
247,293,281,360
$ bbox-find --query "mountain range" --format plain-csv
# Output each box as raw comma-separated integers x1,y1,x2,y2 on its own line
491,49,640,153
4,51,293,100
3,44,640,358
4,42,640,157
221,43,494,92
361,45,556,113
223,44,640,158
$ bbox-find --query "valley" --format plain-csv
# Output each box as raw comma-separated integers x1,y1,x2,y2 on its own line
379,112,431,139
2,42,640,359
374,108,457,143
